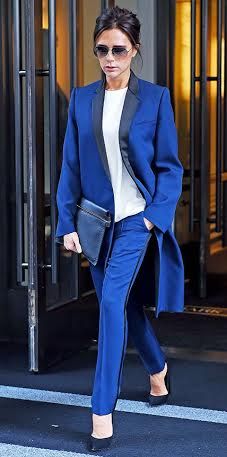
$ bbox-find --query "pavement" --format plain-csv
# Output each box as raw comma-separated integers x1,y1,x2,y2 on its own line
0,343,226,456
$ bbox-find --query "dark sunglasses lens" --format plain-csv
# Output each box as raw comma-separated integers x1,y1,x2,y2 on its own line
94,46,128,58
94,46,108,57
112,47,127,56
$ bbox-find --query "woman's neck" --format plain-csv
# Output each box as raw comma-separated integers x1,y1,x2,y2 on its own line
104,70,130,91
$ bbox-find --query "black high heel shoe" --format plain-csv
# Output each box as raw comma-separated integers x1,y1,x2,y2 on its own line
89,413,114,452
89,434,113,452
148,367,171,406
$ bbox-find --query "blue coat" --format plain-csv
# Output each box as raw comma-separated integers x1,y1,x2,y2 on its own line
55,69,184,318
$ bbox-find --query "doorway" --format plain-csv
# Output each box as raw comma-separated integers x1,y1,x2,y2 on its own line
157,0,227,315
0,0,109,372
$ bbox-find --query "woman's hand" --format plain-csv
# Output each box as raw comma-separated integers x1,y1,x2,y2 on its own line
64,232,82,253
143,217,154,231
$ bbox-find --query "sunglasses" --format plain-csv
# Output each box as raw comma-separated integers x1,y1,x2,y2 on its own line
93,45,133,59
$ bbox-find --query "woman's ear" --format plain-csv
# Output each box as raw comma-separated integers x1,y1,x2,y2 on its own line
133,43,140,57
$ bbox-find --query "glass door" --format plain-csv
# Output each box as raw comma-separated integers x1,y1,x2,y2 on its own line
169,0,227,313
13,0,105,371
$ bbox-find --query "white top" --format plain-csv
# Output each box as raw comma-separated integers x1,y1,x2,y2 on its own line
102,86,146,222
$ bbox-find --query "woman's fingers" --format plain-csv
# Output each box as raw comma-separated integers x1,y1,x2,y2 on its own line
64,232,82,253
72,232,82,253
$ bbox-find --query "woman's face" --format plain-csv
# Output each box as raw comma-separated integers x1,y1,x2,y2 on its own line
94,28,138,80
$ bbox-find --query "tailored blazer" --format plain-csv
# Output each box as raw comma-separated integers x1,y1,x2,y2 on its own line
55,68,185,318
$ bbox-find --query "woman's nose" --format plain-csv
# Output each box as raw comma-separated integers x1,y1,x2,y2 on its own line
105,49,115,61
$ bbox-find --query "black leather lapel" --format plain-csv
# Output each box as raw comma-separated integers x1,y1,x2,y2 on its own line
118,71,141,181
92,82,112,182
91,68,141,184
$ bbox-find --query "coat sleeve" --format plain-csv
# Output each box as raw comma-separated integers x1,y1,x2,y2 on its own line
55,87,82,244
143,87,184,234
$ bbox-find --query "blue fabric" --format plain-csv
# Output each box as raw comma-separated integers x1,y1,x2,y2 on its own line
55,71,184,317
89,211,166,415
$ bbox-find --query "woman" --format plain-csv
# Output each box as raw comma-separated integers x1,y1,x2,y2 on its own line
55,5,184,452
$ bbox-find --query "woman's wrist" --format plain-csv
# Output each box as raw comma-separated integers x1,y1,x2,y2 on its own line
143,216,154,230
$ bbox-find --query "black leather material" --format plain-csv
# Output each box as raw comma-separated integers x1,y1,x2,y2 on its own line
89,435,113,451
75,197,111,265
55,197,111,265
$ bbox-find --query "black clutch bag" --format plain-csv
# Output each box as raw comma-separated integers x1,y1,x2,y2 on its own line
74,197,111,265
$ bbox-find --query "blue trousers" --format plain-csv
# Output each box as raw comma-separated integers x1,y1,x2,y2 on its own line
89,210,166,415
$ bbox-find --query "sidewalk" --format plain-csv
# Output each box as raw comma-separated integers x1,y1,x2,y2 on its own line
0,344,226,456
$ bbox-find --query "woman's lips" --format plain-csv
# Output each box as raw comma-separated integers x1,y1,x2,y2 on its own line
105,66,117,70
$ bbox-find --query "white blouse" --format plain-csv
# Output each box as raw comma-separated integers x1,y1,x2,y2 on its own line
102,87,146,222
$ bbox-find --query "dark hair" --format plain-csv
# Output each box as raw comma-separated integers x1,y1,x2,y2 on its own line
93,5,143,73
